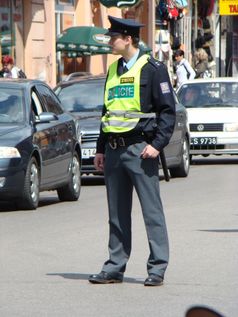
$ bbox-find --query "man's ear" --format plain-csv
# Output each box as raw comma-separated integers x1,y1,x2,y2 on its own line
125,35,132,44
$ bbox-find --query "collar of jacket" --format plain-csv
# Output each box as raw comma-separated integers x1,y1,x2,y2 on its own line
117,49,146,76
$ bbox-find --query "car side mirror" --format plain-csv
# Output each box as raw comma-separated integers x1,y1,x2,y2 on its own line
36,112,59,123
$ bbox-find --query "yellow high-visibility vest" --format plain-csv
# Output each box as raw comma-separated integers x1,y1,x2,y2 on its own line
102,54,152,133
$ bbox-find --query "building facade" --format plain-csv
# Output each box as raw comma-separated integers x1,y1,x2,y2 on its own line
0,0,237,88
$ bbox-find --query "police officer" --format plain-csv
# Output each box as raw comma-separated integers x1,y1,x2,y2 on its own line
88,15,176,286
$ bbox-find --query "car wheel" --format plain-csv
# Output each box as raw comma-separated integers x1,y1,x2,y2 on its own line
169,137,190,178
57,151,81,201
17,157,40,210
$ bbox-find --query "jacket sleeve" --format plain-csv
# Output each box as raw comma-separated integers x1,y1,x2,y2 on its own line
96,105,108,154
96,73,109,154
148,61,176,151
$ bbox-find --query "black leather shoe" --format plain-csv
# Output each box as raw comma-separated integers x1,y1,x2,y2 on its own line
144,274,163,286
88,271,123,284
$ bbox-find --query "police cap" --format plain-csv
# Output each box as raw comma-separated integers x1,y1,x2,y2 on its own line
106,15,144,37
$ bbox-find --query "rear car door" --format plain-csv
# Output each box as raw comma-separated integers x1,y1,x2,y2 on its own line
35,83,75,183
31,88,58,185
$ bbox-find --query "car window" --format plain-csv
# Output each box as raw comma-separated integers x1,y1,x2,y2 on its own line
31,91,43,118
0,87,24,123
177,82,238,108
173,91,179,104
36,84,63,115
55,80,105,112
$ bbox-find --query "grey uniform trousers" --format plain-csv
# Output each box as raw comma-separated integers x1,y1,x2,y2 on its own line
102,141,169,277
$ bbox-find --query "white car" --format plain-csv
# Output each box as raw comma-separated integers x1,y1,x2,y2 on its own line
177,77,238,160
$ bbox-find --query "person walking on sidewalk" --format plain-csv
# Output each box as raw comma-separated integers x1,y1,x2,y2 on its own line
88,15,176,287
174,49,195,88
194,48,211,79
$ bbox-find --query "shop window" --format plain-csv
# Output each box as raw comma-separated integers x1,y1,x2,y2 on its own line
56,0,74,5
55,0,75,11
55,10,75,82
0,1,23,66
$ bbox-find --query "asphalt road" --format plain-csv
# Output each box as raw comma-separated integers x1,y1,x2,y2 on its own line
0,155,237,317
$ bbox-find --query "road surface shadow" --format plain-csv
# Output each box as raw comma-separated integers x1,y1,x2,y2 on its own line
0,194,61,212
82,175,105,186
0,201,18,212
191,155,238,165
47,272,144,284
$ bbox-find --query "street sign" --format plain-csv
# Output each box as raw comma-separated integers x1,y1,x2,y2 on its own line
99,0,141,8
219,0,238,15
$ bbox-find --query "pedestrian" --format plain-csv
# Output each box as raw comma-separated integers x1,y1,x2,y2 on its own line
88,15,176,286
174,49,195,88
0,55,26,78
194,48,211,78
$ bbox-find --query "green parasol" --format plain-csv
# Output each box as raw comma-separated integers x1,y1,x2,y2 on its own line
99,0,141,8
56,26,152,57
56,26,111,57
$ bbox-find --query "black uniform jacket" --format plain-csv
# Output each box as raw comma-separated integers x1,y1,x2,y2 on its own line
96,50,176,153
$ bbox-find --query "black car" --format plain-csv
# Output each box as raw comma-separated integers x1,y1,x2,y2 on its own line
0,79,82,210
54,75,190,178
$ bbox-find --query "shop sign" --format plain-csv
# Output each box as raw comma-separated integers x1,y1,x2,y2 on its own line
99,0,141,8
219,0,238,15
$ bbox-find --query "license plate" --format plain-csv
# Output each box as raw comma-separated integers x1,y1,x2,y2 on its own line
82,148,96,159
191,137,217,145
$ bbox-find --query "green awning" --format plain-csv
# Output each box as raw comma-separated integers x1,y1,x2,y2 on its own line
56,26,111,56
56,26,151,57
99,0,141,8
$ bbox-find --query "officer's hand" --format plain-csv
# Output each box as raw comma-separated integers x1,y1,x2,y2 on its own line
140,144,160,159
94,153,105,171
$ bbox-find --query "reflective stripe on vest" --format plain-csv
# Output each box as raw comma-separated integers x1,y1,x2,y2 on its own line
105,110,156,119
102,54,152,133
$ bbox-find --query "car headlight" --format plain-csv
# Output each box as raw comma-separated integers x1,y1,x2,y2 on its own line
224,123,238,132
0,147,21,158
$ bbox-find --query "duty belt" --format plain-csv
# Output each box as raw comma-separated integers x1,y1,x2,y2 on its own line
108,134,147,150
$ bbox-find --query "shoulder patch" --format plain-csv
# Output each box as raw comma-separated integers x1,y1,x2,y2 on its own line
160,82,170,94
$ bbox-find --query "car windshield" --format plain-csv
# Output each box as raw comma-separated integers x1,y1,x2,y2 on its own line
55,80,105,113
177,82,238,108
0,87,24,123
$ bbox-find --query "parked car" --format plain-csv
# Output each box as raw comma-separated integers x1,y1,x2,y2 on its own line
54,75,190,178
63,72,92,81
0,79,82,210
176,77,238,160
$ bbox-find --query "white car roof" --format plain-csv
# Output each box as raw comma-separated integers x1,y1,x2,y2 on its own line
179,77,238,85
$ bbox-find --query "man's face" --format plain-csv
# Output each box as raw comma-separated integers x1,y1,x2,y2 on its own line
2,62,12,72
185,88,198,101
109,34,131,55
